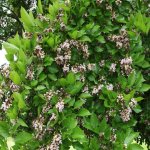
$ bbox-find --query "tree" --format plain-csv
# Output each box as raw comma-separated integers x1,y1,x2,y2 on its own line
0,0,150,149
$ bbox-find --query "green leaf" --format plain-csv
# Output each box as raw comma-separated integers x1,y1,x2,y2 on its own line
72,127,86,140
9,71,21,85
35,85,46,91
90,113,99,129
31,80,38,87
17,118,28,127
13,92,26,109
58,78,68,86
133,105,142,113
74,100,85,109
135,72,145,88
15,131,32,144
135,97,144,102
124,90,135,101
16,61,26,73
127,143,144,150
69,30,78,39
38,0,43,14
80,36,91,42
3,42,19,54
99,118,107,133
124,132,139,146
48,74,57,81
18,50,27,63
97,35,105,43
20,7,34,27
139,84,150,92
63,117,77,130
69,82,84,95
79,93,92,99
0,121,9,138
67,72,75,85
128,72,136,88
47,37,55,48
78,108,91,116
39,73,47,82
5,54,14,61
44,56,54,66
6,105,18,119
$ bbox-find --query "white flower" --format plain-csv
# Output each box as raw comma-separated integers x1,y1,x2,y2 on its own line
56,100,64,112
120,57,132,65
32,115,45,132
34,45,45,59
99,60,105,67
1,98,12,111
26,67,34,80
44,90,54,101
50,113,57,121
61,40,70,49
92,86,99,95
109,63,117,72
129,98,137,108
0,89,4,99
63,64,70,72
87,63,96,71
10,82,20,92
0,64,10,78
120,107,132,122
106,84,113,91
47,134,62,150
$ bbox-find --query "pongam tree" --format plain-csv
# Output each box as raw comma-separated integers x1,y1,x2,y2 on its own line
0,0,150,149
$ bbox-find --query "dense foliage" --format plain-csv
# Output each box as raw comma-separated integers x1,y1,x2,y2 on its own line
0,0,150,149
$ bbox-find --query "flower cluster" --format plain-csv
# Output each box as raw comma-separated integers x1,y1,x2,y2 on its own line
117,94,124,107
108,29,129,50
115,0,122,5
50,113,57,121
120,107,132,122
42,90,59,114
32,115,45,140
37,14,49,22
96,0,103,5
129,98,137,109
120,57,133,76
44,90,55,101
55,40,89,74
106,84,114,91
117,94,137,122
109,63,117,72
26,66,34,80
56,8,66,31
56,99,64,112
0,89,4,99
92,84,104,95
34,45,45,59
99,60,105,67
23,32,33,39
10,82,20,92
1,97,12,111
71,64,86,73
44,27,54,34
47,133,62,150
0,64,10,78
110,129,117,143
